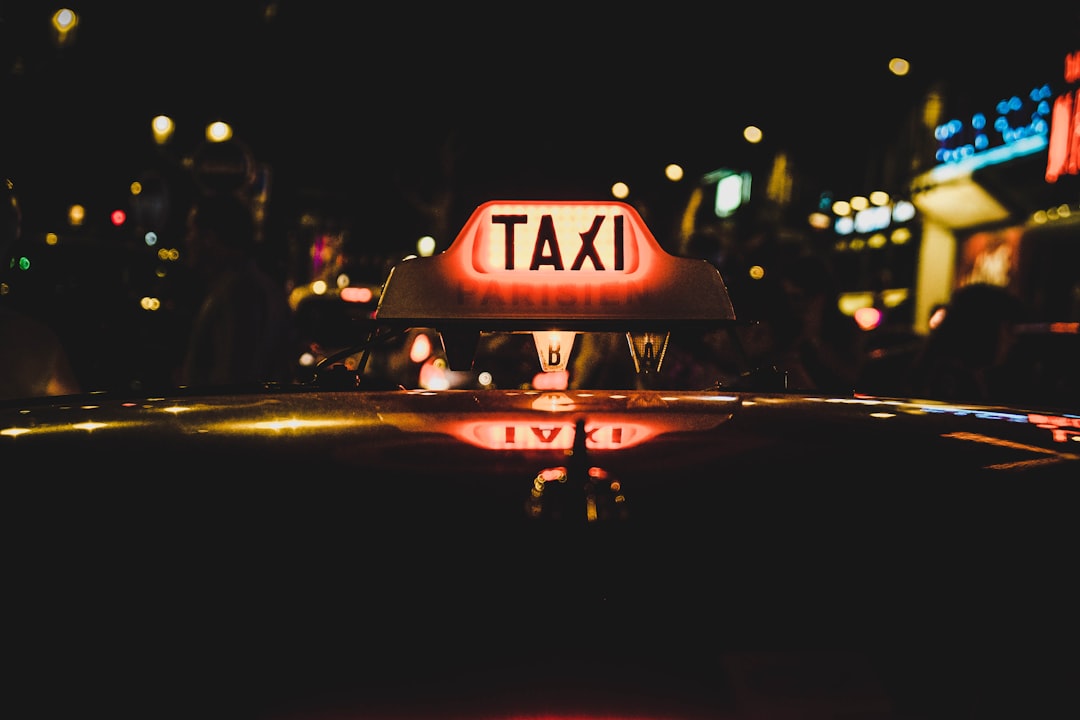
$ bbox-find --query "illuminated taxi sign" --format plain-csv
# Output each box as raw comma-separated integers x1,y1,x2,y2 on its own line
376,200,736,325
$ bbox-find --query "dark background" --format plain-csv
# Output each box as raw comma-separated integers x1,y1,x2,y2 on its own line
2,1,1078,392
4,2,1077,240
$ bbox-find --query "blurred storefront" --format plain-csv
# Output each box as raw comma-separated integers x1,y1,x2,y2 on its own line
910,48,1080,329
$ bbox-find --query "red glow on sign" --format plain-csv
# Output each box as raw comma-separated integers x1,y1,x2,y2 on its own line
531,370,569,390
110,209,127,226
469,205,642,275
376,201,736,323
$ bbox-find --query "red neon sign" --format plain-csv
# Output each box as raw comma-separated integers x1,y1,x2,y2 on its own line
1046,50,1080,183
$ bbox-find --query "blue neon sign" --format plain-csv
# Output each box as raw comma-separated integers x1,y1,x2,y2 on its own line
934,84,1054,168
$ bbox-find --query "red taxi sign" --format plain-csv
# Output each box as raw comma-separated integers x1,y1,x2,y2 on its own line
375,201,736,326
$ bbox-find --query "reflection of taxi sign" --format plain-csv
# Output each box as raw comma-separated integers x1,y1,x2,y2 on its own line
376,201,736,325
383,392,737,451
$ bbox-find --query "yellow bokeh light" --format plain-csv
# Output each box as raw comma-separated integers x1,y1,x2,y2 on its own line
881,288,910,308
51,8,78,47
838,292,875,316
52,8,77,31
206,121,233,142
891,227,912,245
417,235,436,257
152,115,175,145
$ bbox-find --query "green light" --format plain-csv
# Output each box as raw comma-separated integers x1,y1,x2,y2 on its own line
17,256,30,271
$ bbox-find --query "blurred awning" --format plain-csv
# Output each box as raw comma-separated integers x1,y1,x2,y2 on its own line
911,136,1079,230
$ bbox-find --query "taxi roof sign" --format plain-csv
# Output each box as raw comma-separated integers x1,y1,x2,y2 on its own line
375,201,737,329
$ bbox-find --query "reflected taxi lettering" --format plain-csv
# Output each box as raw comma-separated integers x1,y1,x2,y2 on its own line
457,277,647,308
461,421,647,451
502,424,624,446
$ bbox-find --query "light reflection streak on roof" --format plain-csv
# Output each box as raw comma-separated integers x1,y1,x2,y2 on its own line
0,416,365,438
941,431,1080,470
241,419,353,432
919,405,1030,423
941,431,1075,457
1,420,143,436
188,418,367,434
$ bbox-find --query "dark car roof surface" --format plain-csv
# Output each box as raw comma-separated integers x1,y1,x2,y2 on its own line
7,200,1078,719
5,386,1077,476
6,386,1079,719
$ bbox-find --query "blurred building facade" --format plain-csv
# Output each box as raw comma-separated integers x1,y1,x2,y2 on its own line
676,45,1079,339
908,47,1080,328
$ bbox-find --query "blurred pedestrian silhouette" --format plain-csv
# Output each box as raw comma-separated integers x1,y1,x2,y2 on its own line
903,282,1026,405
178,192,295,387
774,253,865,393
0,176,81,401
725,251,865,393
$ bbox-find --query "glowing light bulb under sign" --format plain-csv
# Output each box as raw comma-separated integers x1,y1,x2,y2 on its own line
627,332,670,374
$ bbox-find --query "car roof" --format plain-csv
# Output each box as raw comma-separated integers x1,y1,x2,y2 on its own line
5,199,1079,720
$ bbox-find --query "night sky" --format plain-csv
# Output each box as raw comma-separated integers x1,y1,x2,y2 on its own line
2,2,1078,245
